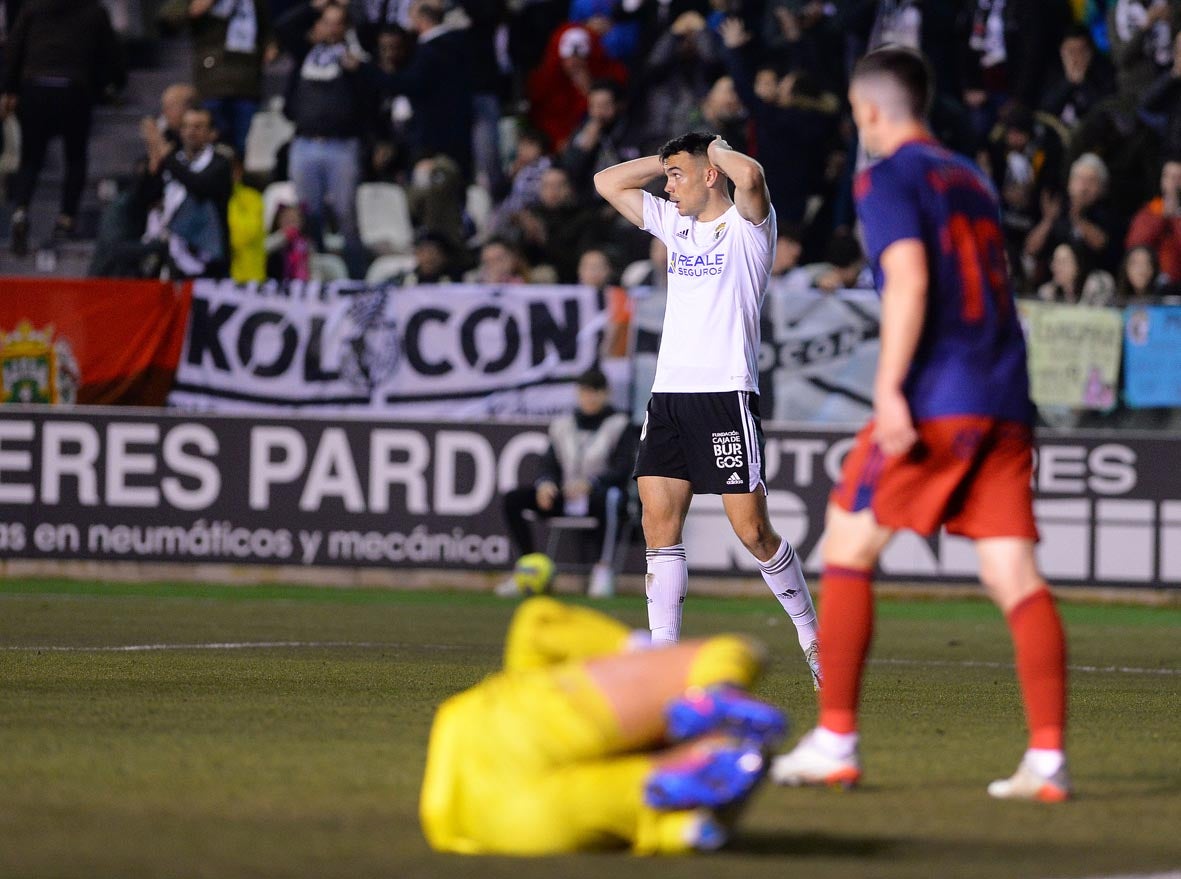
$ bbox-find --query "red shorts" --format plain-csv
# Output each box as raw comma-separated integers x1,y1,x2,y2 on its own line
831,416,1038,540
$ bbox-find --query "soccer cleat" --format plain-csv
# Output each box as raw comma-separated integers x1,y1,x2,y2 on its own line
644,745,767,811
770,729,862,789
804,641,821,691
987,758,1072,802
684,810,729,851
665,686,788,747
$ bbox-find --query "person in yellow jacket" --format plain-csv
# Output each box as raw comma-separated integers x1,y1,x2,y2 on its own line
228,158,266,282
420,597,787,855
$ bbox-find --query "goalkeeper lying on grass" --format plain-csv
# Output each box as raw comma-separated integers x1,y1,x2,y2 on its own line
420,597,786,855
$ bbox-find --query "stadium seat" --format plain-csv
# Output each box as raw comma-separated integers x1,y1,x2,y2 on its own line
242,99,294,177
621,259,653,288
0,116,20,175
310,252,349,281
262,180,299,232
365,253,417,283
465,183,493,243
498,115,520,168
356,182,414,254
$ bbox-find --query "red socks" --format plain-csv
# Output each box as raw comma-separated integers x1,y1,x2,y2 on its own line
1007,588,1068,750
815,568,1066,751
817,566,875,735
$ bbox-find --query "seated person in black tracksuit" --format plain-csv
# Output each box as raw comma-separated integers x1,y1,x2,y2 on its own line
499,366,636,597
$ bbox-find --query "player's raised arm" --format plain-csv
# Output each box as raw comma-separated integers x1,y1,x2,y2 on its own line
872,238,928,457
706,137,771,225
594,155,665,228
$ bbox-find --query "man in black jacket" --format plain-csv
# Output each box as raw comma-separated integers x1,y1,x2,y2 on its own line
376,0,473,180
285,1,375,251
1,0,125,255
718,17,839,226
499,367,636,598
142,106,233,278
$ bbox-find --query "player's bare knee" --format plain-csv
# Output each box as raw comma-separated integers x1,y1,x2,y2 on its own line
978,560,1043,611
734,522,777,561
642,511,682,548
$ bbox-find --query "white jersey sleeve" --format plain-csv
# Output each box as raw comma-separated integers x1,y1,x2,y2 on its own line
641,190,678,247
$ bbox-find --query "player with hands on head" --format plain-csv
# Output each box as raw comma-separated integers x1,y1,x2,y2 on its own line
594,132,821,689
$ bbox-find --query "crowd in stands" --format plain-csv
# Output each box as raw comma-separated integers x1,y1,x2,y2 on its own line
3,0,1181,307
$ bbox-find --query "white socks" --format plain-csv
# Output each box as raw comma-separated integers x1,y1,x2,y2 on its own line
646,544,688,644
758,539,818,651
1025,748,1066,776
813,726,859,759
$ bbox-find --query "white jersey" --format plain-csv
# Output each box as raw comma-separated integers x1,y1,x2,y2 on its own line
641,191,776,393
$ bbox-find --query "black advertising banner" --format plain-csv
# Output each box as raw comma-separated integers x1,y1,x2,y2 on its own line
1,407,1178,588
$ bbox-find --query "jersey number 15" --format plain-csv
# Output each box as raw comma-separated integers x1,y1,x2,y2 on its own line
947,213,1007,324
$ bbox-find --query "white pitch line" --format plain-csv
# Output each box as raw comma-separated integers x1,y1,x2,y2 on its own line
1049,873,1181,879
0,641,464,653
873,657,1181,676
0,642,1178,676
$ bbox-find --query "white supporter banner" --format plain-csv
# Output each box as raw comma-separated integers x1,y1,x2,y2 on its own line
168,280,608,417
762,288,880,424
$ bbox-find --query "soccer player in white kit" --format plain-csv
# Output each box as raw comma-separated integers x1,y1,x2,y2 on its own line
595,132,820,687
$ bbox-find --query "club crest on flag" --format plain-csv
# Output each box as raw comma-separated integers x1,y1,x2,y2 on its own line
0,320,79,404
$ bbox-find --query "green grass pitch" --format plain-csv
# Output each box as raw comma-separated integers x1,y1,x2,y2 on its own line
1,578,1179,879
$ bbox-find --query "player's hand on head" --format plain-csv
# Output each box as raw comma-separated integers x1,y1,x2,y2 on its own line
872,389,918,457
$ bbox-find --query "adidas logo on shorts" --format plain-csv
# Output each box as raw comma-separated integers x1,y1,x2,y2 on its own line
726,472,742,485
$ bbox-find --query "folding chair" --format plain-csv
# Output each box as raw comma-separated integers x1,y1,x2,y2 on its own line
527,485,639,576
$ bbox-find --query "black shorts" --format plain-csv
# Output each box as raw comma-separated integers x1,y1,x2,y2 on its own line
633,391,766,494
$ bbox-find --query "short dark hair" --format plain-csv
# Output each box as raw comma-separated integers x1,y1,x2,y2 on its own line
851,46,933,119
517,125,549,151
589,79,625,102
415,2,445,25
825,230,864,269
575,366,608,390
658,131,716,162
1062,23,1093,46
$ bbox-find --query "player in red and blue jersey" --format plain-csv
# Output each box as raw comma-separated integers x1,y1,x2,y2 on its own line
771,47,1071,802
